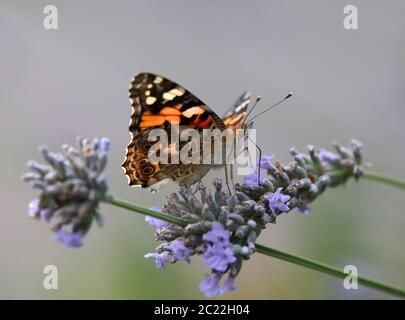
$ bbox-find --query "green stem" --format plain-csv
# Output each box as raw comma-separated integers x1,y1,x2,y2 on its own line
104,195,405,299
325,169,405,191
255,244,405,298
107,196,187,227
362,170,405,190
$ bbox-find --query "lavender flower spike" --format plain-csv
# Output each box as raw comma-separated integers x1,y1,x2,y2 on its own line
22,137,111,248
145,140,365,297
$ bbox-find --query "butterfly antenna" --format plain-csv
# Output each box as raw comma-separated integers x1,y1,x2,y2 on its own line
243,96,262,125
246,92,293,124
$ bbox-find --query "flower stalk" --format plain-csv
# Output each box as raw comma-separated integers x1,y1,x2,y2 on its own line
362,171,405,190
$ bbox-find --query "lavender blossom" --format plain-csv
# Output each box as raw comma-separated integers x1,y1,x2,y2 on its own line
265,188,290,213
259,154,276,170
243,172,265,186
144,252,172,269
203,222,236,272
199,273,237,297
54,230,83,248
145,140,365,297
22,137,110,247
168,239,194,263
145,207,168,231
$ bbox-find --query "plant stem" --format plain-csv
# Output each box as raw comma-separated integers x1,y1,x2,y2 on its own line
255,244,405,298
362,170,405,190
105,195,405,299
107,196,187,227
325,169,405,191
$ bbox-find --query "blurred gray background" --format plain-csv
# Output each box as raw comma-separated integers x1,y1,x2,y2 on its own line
0,0,404,299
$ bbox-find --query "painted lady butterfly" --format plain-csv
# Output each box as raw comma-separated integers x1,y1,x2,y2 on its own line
122,72,253,192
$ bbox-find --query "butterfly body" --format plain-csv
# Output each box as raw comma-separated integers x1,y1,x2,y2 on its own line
122,72,250,191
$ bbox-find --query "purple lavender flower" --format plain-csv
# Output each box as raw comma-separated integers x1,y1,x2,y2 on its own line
199,273,236,297
265,187,290,212
145,140,365,297
243,171,264,186
204,222,231,244
54,230,83,248
145,216,168,230
168,239,193,263
199,273,221,297
22,137,110,247
318,149,340,163
145,207,168,230
28,199,39,218
144,252,172,269
100,137,110,153
203,245,236,272
259,154,275,170
219,276,237,295
203,222,236,272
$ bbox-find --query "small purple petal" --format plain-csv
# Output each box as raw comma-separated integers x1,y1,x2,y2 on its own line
199,273,222,297
204,222,230,243
144,252,171,269
54,230,83,248
218,277,237,295
168,239,193,263
145,214,168,231
259,154,275,170
199,273,237,297
318,149,339,163
203,245,236,272
243,172,264,186
100,137,110,153
265,188,290,213
28,199,39,218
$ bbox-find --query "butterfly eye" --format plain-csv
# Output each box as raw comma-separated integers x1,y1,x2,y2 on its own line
142,166,154,175
143,144,152,151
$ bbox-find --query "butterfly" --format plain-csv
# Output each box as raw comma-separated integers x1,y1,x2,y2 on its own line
122,72,253,192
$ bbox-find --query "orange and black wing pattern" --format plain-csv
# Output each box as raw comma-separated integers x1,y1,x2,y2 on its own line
123,72,225,188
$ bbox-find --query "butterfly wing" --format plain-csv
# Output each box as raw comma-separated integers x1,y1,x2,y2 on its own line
128,72,226,133
222,91,251,128
123,72,225,189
